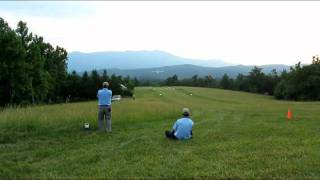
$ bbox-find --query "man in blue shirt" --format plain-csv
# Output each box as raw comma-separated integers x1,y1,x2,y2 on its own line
165,108,194,140
97,82,112,132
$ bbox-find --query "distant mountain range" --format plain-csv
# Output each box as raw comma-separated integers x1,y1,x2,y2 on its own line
101,64,290,80
67,50,291,80
68,50,232,71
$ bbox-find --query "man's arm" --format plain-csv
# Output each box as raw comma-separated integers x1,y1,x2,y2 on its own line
172,120,178,131
109,90,112,103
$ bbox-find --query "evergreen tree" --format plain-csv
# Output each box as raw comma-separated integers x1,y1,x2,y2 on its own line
220,74,232,89
165,74,179,86
247,66,265,93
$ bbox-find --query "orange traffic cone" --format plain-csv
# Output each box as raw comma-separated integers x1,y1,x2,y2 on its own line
287,109,292,120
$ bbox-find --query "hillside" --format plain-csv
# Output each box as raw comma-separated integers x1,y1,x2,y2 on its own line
102,64,290,80
1,87,319,179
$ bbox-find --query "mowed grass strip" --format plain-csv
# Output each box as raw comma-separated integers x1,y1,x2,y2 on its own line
0,86,320,179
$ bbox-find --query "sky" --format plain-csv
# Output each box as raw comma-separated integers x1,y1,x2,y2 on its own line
0,1,320,66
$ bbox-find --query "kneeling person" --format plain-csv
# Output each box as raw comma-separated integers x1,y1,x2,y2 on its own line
165,108,194,140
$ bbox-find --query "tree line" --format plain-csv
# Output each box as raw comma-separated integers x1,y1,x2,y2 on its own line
162,57,320,101
0,18,136,106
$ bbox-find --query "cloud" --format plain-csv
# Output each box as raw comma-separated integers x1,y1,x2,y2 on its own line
0,1,319,65
0,1,94,18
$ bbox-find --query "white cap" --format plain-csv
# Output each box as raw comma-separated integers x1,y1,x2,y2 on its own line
182,107,191,116
102,82,109,87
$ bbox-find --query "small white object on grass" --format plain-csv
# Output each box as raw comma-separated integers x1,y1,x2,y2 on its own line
190,93,193,96
84,123,90,129
159,93,162,96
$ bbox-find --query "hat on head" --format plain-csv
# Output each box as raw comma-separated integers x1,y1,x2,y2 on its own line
102,82,109,87
182,107,191,116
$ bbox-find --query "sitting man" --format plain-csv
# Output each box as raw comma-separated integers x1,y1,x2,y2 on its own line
165,108,194,140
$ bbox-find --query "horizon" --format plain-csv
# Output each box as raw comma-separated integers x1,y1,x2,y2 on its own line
69,50,295,67
1,1,320,66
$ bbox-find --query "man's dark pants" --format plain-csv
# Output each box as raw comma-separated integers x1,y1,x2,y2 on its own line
165,130,177,140
165,130,193,140
98,105,111,132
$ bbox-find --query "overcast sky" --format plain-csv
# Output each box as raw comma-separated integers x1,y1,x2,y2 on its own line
1,1,319,65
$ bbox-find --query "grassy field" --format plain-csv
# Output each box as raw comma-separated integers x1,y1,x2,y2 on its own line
1,86,320,179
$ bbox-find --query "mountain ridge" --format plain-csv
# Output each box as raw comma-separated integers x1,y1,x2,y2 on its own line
67,50,291,80
68,50,232,71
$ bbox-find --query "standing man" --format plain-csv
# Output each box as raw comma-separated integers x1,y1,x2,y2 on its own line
97,82,112,132
165,108,194,140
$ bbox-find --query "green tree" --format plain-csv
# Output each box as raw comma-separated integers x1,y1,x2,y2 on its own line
247,66,265,93
0,18,29,105
275,60,320,100
220,74,232,89
109,74,122,95
165,74,179,86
